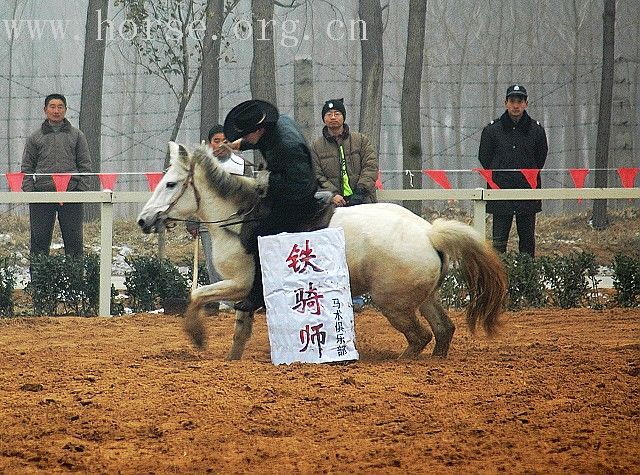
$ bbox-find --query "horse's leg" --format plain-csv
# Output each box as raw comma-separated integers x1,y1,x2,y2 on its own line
419,298,455,357
380,305,433,359
184,300,207,349
227,310,255,360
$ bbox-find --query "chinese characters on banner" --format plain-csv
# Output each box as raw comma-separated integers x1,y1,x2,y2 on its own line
258,228,359,365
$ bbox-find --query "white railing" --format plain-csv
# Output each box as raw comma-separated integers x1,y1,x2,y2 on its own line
1,187,638,316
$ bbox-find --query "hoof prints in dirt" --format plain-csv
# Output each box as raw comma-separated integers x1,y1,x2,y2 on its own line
143,349,204,362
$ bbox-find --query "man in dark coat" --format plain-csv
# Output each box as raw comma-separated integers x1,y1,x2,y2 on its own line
478,85,548,257
223,99,320,312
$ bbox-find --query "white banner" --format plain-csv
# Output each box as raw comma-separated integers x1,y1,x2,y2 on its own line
258,228,359,365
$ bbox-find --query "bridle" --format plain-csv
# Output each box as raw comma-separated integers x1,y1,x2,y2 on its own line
162,159,201,220
161,159,260,230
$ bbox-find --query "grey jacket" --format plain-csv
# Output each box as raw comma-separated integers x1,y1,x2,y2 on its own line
21,119,93,192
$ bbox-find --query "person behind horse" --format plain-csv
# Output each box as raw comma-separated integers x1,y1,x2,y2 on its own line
310,98,378,310
310,98,378,207
223,99,320,313
478,84,548,257
186,124,245,311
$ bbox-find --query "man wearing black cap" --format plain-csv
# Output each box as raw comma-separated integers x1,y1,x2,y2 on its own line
478,84,548,257
310,98,378,207
223,99,320,312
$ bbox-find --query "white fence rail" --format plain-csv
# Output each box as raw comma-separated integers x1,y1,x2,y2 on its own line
1,188,638,316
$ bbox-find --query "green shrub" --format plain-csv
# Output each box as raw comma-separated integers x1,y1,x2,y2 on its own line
439,266,468,309
124,256,189,312
539,251,599,309
612,253,640,307
26,254,99,316
0,257,17,317
502,252,546,310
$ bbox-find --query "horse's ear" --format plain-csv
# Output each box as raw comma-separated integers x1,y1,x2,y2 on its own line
168,141,180,160
168,141,189,163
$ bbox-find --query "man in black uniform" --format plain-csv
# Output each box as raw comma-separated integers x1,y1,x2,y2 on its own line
223,99,320,312
478,85,548,257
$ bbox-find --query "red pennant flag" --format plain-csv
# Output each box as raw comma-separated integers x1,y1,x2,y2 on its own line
5,172,25,192
617,167,639,188
569,168,589,204
52,173,72,192
374,169,383,190
520,168,540,189
145,172,163,191
569,168,589,188
422,170,452,189
98,173,118,191
474,168,500,189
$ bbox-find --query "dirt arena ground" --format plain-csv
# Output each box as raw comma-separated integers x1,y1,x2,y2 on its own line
0,307,638,474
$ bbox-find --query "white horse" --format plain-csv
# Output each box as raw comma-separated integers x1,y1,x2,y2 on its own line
137,142,507,360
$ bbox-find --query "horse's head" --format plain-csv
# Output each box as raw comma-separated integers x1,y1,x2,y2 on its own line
137,142,200,233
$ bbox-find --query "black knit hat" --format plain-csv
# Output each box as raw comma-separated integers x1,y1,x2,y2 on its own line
321,98,346,120
223,99,279,142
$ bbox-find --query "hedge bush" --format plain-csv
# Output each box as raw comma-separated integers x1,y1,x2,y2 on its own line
1,250,639,315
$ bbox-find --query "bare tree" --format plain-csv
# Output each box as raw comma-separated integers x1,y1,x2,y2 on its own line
79,0,109,218
401,0,427,215
592,0,615,229
5,0,26,173
200,0,226,138
358,0,385,154
113,0,209,167
200,0,241,137
250,0,277,105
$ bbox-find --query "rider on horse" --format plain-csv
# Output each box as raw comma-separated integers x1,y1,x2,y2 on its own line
223,99,322,313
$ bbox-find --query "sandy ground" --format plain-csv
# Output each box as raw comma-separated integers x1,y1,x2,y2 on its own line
0,307,638,474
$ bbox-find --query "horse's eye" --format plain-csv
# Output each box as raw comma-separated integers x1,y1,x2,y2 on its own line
166,182,177,189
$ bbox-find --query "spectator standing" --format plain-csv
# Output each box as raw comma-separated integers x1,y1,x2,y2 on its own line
478,84,548,257
310,98,379,311
310,98,378,207
21,93,93,259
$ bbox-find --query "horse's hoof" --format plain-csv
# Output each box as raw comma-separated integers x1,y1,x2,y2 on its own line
184,316,207,349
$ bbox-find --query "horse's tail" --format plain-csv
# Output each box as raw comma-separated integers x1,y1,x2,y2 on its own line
427,218,507,336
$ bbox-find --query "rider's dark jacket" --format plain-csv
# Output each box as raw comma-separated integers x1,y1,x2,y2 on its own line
478,110,548,215
240,115,318,228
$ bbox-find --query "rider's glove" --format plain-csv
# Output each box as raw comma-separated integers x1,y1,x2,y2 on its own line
255,170,270,198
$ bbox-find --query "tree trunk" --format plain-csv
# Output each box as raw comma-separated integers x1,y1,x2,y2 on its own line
6,0,21,175
592,0,615,230
358,0,384,154
293,58,315,143
250,0,277,105
249,0,277,170
200,0,225,139
401,0,427,215
79,0,109,221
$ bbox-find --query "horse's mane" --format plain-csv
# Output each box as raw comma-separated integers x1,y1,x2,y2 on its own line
191,145,258,207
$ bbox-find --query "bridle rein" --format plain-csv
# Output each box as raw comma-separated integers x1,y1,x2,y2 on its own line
160,159,258,230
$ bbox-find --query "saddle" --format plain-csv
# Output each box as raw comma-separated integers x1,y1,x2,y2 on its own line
238,191,336,254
